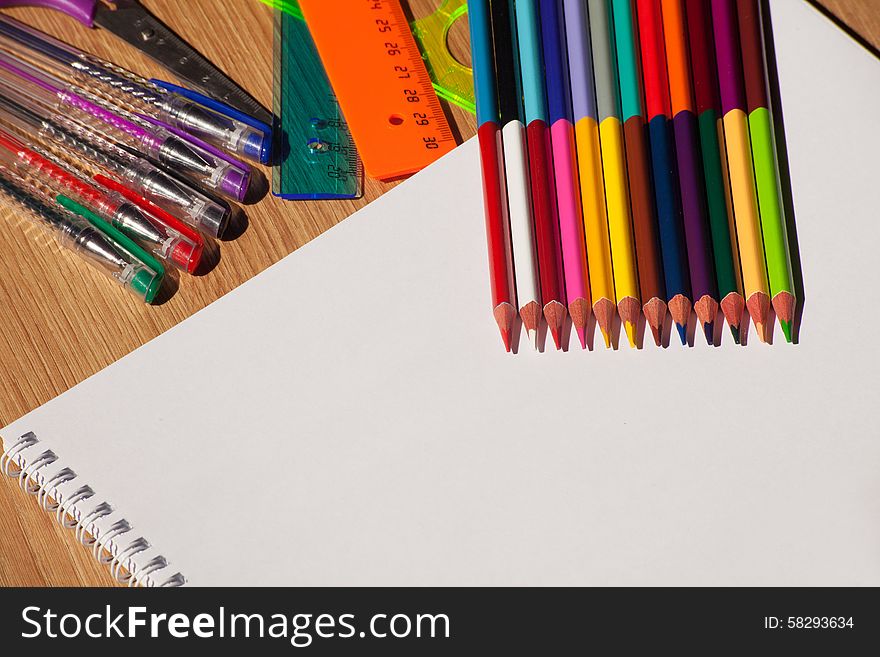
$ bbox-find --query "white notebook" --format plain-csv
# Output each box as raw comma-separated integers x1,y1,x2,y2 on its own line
3,0,879,586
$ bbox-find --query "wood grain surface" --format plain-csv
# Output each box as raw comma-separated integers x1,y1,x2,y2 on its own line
0,0,875,587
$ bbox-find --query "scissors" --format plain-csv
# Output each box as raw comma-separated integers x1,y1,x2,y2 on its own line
0,0,272,125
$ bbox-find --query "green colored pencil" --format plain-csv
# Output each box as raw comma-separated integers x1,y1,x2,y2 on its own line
737,0,795,342
684,0,745,343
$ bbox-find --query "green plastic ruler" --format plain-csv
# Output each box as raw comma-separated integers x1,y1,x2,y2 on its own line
272,1,363,199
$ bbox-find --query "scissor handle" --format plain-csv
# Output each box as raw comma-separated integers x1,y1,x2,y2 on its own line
0,0,96,27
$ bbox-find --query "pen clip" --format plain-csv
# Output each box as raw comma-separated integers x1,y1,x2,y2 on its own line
151,78,273,164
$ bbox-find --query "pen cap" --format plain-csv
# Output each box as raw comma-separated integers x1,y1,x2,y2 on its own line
165,95,270,163
124,159,231,238
95,175,204,274
143,119,252,204
109,196,201,274
153,80,273,164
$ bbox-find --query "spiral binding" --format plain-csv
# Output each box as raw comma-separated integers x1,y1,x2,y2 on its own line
1,432,185,587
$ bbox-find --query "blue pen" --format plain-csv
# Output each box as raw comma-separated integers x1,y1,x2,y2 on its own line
153,80,272,164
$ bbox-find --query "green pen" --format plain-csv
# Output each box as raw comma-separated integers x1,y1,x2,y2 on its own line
55,195,165,304
0,172,163,304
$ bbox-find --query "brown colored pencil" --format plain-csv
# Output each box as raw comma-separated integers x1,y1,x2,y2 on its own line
611,0,667,347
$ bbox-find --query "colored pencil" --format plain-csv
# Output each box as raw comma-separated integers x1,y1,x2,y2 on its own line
513,0,567,350
683,0,745,344
490,0,543,348
710,0,771,342
586,0,641,348
469,0,517,351
659,0,719,345
540,0,591,349
608,0,667,347
736,0,795,342
635,0,693,344
563,0,617,348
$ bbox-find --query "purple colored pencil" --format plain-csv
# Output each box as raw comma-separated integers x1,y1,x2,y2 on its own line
671,112,718,340
711,0,747,114
563,0,598,123
662,0,719,342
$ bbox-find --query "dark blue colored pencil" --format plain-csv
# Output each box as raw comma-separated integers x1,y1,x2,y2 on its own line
647,115,691,344
540,0,568,125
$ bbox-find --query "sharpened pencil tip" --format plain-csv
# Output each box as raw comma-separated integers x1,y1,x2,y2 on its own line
780,320,792,343
575,325,588,350
729,324,741,345
643,298,666,348
543,301,566,351
600,329,611,349
549,325,562,350
624,322,637,349
703,322,714,345
676,323,687,345
493,303,516,353
500,328,512,352
754,322,767,344
527,328,538,350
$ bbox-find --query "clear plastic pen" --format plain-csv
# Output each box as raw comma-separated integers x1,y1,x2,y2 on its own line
0,50,251,211
0,170,163,303
0,14,271,163
0,87,230,238
0,127,202,273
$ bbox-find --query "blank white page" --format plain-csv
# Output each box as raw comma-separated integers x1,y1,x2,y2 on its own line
4,0,880,585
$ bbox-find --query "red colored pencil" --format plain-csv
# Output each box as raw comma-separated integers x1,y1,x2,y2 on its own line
526,121,567,349
477,123,517,350
471,0,517,351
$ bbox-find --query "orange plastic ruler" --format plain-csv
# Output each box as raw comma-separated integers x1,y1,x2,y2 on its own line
298,0,457,180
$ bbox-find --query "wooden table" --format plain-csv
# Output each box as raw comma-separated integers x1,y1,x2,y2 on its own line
0,0,875,586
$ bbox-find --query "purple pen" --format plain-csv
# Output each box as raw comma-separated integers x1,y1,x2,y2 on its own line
136,114,250,201
0,49,251,206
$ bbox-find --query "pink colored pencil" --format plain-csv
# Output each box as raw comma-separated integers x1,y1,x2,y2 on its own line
550,121,591,348
542,0,591,348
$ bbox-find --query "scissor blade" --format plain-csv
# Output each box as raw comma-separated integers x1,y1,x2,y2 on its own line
93,1,272,125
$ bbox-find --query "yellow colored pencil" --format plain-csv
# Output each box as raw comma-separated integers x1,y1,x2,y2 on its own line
721,112,770,339
574,119,616,348
567,0,616,348
588,0,640,348
712,0,771,342
599,119,641,348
